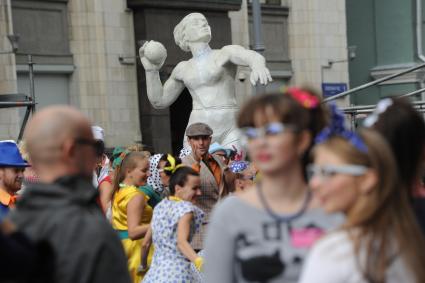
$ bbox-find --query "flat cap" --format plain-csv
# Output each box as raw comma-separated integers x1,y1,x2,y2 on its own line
185,122,213,137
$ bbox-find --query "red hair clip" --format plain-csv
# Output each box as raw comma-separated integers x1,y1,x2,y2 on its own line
285,87,320,109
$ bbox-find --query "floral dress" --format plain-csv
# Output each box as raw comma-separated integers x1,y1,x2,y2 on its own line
143,198,204,283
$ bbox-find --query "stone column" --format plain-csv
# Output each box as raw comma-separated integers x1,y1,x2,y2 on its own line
229,0,254,104
287,0,349,104
68,0,141,147
0,0,19,140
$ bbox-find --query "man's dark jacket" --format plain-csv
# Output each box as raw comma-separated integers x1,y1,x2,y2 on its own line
9,176,131,283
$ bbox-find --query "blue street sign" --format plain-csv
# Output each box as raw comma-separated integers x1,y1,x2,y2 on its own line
321,83,348,97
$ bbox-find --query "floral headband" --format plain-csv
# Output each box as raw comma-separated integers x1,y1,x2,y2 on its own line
112,149,131,170
281,87,320,109
315,104,368,153
163,154,185,174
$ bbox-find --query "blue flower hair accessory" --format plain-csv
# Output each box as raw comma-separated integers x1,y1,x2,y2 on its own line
315,103,368,153
229,161,249,173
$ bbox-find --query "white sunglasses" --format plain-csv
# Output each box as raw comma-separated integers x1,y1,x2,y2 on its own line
240,122,297,140
307,164,368,180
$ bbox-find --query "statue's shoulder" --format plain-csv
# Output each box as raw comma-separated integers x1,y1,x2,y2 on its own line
171,60,189,79
220,45,246,54
216,45,247,64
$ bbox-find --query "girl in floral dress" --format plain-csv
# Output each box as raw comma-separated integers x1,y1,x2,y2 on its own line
142,166,204,282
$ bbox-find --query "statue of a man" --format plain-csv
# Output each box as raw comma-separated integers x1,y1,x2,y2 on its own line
139,12,272,151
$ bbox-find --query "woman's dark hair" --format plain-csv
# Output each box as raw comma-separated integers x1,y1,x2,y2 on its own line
94,140,105,157
159,154,182,176
169,166,199,195
372,98,425,193
238,88,329,179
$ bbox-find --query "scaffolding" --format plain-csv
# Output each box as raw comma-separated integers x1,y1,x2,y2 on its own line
0,55,36,141
324,62,425,129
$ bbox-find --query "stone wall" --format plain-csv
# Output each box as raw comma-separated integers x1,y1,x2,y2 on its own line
68,0,141,147
0,1,19,140
287,0,349,103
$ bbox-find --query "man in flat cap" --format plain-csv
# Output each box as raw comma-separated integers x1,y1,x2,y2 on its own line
182,122,230,250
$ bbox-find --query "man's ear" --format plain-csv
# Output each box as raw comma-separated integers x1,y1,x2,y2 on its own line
62,138,75,161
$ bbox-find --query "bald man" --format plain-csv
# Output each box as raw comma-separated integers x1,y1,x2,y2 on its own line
9,106,131,283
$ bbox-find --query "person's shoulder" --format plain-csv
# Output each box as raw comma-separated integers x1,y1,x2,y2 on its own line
220,45,245,54
299,230,354,283
181,154,194,165
83,213,121,242
303,204,345,230
211,193,251,220
120,185,145,197
175,60,189,69
312,230,352,257
172,61,189,78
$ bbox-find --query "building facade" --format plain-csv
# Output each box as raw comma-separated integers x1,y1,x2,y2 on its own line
346,0,425,105
0,0,349,153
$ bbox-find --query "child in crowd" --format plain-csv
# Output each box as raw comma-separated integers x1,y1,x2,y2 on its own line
204,89,342,283
157,154,183,194
141,166,204,282
299,105,425,283
229,161,257,193
111,151,154,283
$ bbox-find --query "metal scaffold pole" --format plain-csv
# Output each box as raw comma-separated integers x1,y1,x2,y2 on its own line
252,0,266,95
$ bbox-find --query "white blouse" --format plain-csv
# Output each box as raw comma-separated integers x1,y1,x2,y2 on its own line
298,230,415,283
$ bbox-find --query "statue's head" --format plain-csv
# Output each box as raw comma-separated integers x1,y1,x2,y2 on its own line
174,13,212,52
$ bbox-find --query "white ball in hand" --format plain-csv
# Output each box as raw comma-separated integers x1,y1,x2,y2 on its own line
144,41,167,65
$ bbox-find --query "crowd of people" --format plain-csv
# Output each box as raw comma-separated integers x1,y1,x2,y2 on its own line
1,87,425,283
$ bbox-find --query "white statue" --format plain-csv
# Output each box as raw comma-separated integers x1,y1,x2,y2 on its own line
139,12,272,151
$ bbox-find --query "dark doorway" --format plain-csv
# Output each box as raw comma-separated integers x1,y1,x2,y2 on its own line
170,89,192,155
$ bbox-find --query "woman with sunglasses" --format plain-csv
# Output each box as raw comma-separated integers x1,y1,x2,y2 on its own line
204,89,342,283
299,105,425,283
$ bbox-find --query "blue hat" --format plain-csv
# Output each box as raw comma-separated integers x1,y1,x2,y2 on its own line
0,141,29,167
209,142,232,157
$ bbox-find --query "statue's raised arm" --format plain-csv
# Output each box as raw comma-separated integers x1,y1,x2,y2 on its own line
139,41,186,109
220,45,272,85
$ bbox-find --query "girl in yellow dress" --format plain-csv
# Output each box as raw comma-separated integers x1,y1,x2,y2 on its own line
112,151,154,283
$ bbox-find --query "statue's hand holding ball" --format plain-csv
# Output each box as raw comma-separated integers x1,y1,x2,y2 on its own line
139,40,167,71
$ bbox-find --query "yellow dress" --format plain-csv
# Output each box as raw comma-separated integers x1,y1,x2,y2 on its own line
112,185,154,283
